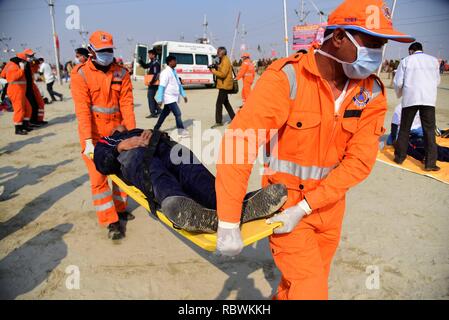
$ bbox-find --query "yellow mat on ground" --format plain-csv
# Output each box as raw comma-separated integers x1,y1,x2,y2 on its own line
377,137,449,185
109,173,282,252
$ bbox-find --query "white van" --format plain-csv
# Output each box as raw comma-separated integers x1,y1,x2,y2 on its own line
134,41,217,87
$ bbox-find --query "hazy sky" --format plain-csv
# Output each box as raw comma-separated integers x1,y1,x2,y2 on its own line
1,0,448,63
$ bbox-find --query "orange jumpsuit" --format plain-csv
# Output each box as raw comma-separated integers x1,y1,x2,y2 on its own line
216,51,386,299
0,61,32,125
235,60,255,104
71,59,136,226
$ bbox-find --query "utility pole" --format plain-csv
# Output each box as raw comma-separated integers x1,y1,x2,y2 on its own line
230,12,241,62
283,0,289,57
240,24,247,53
377,0,397,76
48,0,62,84
79,26,89,47
202,14,209,44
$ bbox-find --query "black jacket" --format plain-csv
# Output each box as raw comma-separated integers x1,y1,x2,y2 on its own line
138,59,161,86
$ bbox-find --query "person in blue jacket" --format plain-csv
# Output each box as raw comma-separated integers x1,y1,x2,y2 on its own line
93,125,287,237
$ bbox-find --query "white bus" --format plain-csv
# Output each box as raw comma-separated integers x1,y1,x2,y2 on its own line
133,41,217,87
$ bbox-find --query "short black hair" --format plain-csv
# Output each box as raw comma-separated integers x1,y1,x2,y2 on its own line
148,49,156,55
409,42,423,52
166,55,176,64
217,46,227,55
75,47,89,57
38,58,44,62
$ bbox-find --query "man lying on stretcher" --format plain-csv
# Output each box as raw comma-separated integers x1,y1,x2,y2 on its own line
93,126,287,238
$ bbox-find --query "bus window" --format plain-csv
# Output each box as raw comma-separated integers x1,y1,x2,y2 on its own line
169,52,193,65
195,54,208,66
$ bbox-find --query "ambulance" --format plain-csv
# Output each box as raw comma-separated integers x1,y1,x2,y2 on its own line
133,41,217,87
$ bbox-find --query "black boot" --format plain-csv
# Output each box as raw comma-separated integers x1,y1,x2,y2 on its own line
15,125,28,135
161,196,218,233
241,184,288,223
118,211,135,221
29,121,43,127
161,184,288,234
23,120,33,132
107,221,125,240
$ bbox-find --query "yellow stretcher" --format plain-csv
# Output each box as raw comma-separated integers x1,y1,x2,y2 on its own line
109,173,282,252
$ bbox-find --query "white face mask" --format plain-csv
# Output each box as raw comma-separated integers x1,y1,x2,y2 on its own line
316,30,384,79
94,51,114,66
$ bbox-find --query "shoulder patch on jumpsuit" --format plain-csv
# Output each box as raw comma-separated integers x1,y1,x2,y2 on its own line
370,74,384,100
267,54,303,100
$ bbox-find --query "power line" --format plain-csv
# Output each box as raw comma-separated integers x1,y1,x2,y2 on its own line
396,17,449,26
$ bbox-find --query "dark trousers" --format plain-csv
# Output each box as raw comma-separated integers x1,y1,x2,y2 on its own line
26,88,39,123
147,85,161,115
154,102,184,130
215,89,235,124
47,81,62,101
394,105,438,167
149,140,217,209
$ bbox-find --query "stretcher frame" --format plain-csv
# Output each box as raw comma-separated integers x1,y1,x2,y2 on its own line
109,173,282,252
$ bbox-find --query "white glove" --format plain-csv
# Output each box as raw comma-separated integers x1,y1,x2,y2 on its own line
19,62,25,70
83,139,95,157
266,203,307,234
216,221,243,257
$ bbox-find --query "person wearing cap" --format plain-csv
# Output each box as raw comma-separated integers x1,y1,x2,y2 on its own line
71,30,136,241
214,0,415,299
0,51,33,135
235,52,255,108
393,42,441,171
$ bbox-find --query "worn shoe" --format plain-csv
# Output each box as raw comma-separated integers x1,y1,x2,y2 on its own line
146,114,158,119
107,221,125,240
210,123,223,129
178,129,190,138
241,184,288,223
23,121,33,132
393,157,405,165
424,165,441,172
29,121,43,128
15,125,28,135
118,211,135,221
161,196,217,233
161,184,288,234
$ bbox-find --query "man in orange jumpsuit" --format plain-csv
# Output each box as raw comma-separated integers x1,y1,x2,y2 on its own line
71,30,136,241
0,51,33,135
214,0,415,299
235,53,255,107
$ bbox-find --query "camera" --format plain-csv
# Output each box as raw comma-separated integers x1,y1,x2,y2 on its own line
208,56,220,70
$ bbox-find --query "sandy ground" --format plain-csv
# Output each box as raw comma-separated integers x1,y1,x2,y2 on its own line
0,72,448,300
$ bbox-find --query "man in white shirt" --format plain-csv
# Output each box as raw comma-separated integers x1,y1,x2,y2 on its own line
393,42,441,171
155,55,188,137
38,58,63,102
